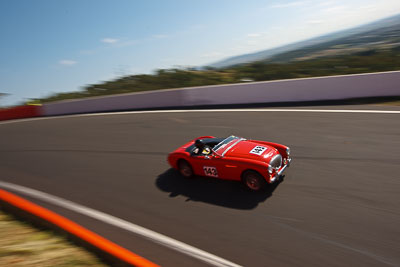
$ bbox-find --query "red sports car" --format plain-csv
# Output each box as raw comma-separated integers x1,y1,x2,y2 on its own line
168,135,291,191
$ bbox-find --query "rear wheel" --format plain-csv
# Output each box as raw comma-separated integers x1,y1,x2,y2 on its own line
178,160,193,178
242,170,266,191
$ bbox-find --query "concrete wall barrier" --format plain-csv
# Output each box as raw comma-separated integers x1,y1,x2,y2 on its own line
43,88,185,116
182,71,400,105
42,71,400,116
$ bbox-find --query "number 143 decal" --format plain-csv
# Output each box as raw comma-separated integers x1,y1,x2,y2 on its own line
203,166,218,177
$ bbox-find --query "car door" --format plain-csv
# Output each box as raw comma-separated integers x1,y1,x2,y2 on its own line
190,154,228,179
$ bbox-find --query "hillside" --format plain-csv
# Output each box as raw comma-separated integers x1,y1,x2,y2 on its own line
208,13,400,68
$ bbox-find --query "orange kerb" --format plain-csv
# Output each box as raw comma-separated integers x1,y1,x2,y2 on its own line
0,189,159,267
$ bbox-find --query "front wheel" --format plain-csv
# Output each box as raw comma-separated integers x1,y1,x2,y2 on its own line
178,160,193,178
242,170,266,191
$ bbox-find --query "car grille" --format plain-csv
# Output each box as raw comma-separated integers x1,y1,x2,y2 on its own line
270,154,282,170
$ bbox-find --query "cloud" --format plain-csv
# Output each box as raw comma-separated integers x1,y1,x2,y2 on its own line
246,40,258,46
360,4,376,11
200,52,223,58
160,58,175,62
322,5,347,13
247,33,262,38
230,46,244,52
59,60,77,66
318,1,338,7
101,38,119,44
307,20,324,24
115,39,139,47
270,1,308,8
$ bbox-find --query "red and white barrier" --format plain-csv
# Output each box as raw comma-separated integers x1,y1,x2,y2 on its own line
0,105,42,121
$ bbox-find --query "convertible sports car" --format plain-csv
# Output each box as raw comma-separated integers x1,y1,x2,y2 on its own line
168,135,291,191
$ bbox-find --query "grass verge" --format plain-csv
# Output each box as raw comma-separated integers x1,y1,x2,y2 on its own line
378,100,400,106
0,210,108,267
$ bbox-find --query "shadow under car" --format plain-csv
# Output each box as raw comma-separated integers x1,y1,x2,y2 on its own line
155,168,283,210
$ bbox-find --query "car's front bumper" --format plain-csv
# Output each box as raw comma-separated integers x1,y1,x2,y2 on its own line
270,157,291,183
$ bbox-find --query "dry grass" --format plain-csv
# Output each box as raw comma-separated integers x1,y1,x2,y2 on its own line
377,100,400,106
0,210,108,267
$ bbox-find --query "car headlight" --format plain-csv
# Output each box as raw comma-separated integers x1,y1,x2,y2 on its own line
268,165,273,174
286,147,290,156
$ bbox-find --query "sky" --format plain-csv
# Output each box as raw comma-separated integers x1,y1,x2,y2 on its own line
1,0,400,106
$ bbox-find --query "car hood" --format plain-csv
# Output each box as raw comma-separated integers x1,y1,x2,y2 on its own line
223,140,278,161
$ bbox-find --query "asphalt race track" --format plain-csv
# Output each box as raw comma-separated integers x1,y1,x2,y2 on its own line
1,105,400,267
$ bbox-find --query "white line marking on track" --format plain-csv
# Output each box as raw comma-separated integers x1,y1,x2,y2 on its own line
0,108,399,125
0,181,241,267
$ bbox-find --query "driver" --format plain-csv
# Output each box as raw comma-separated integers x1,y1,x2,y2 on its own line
193,139,211,155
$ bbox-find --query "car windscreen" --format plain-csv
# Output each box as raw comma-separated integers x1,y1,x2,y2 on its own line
213,135,240,152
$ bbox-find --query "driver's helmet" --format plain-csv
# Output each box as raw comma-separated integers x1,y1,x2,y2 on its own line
202,147,211,155
195,139,205,149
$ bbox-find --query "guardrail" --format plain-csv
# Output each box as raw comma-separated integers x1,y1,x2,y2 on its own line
42,71,400,116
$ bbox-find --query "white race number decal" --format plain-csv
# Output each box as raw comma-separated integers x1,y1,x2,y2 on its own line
250,146,267,155
203,166,218,177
